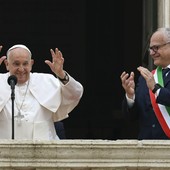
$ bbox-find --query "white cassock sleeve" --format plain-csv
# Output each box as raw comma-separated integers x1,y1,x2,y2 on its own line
29,73,83,121
53,75,84,121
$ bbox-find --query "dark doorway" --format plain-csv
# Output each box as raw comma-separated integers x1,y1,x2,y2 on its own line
0,0,143,139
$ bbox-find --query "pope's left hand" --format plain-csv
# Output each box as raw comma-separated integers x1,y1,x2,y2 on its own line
45,48,65,78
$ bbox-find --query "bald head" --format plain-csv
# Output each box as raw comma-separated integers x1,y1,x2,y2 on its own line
154,28,170,42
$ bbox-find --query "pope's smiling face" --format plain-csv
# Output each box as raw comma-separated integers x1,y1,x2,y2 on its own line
5,48,34,84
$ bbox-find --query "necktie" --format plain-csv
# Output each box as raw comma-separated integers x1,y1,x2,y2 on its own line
162,68,170,84
162,68,170,78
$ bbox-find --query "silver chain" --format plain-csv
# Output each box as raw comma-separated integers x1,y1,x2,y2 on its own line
15,80,29,125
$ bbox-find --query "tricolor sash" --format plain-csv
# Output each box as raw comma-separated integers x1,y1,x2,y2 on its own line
149,66,170,138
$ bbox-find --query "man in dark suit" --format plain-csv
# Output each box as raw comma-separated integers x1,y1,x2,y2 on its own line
120,27,170,140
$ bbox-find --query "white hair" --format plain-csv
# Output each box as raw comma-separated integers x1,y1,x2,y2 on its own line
156,27,170,42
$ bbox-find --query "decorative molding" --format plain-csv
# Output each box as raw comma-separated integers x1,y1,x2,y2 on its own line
0,140,170,170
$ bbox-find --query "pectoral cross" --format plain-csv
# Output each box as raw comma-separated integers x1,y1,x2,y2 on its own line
15,111,24,125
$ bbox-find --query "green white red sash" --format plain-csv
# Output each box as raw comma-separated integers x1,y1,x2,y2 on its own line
149,66,170,138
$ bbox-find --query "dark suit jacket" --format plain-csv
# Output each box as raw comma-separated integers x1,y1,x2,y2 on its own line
122,74,170,140
54,121,66,139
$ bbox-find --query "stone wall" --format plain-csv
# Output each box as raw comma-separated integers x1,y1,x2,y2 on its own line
0,140,170,170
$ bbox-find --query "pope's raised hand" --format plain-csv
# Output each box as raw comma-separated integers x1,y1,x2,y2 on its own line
45,48,65,78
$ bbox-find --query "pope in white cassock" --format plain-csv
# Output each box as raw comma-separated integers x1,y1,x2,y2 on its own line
0,44,83,140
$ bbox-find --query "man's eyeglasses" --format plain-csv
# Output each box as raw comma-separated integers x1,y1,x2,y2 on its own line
148,42,170,53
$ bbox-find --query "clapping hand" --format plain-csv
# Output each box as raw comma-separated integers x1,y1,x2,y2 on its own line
120,71,135,99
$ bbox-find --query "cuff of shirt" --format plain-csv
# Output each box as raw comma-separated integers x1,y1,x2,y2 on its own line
155,88,160,98
126,93,135,108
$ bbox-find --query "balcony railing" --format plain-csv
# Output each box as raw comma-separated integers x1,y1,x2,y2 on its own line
0,139,170,170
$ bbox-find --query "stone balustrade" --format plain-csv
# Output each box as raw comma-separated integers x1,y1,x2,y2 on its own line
0,140,170,170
